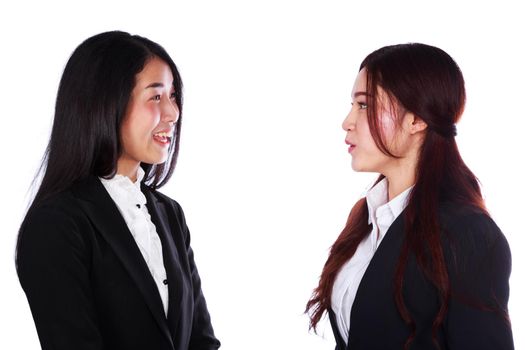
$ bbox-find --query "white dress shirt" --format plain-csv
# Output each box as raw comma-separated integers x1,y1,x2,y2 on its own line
100,168,169,316
331,178,412,344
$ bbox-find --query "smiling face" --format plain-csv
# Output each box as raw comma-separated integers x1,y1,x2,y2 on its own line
342,68,424,176
118,57,179,180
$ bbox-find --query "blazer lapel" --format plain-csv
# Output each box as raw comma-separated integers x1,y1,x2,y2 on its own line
328,308,348,350
73,177,174,348
347,212,406,348
142,187,185,342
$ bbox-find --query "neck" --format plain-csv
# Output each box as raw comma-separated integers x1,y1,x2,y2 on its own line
383,158,417,201
382,135,422,201
116,158,140,183
385,172,414,201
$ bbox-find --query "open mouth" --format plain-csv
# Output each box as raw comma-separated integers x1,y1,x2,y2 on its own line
345,139,356,153
153,131,172,145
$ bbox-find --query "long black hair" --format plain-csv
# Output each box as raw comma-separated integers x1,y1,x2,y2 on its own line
35,30,182,199
17,30,184,262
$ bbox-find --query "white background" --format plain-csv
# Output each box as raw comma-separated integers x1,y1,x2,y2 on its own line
1,1,523,349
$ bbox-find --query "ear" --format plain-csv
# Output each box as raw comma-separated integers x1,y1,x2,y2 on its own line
405,112,427,134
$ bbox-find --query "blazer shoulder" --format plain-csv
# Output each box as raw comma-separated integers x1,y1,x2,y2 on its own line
17,190,94,281
439,202,511,279
438,206,513,349
18,178,108,259
23,189,89,231
439,202,505,247
143,185,185,214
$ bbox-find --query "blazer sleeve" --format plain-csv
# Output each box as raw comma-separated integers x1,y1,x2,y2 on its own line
444,212,514,349
175,202,221,350
17,204,104,350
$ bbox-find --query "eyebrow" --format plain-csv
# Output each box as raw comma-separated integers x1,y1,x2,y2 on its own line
353,91,371,98
145,82,165,89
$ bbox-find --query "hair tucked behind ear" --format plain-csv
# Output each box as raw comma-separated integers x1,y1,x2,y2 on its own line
306,43,492,349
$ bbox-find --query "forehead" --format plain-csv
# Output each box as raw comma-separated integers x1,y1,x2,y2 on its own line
351,68,398,112
134,57,174,88
351,68,367,97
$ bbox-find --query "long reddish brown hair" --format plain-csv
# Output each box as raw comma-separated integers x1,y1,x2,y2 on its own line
306,43,490,348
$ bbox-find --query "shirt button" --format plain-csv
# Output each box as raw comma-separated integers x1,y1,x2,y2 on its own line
136,204,141,209
163,279,168,285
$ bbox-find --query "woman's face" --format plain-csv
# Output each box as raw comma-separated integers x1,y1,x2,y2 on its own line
118,57,179,175
342,68,414,174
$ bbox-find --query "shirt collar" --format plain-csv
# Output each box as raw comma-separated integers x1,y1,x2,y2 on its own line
100,167,144,185
136,166,145,183
388,185,412,218
366,178,412,224
99,167,147,205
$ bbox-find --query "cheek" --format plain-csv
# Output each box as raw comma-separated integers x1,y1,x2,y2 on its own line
129,108,159,135
120,118,151,151
358,115,379,151
144,106,162,131
120,121,134,145
375,114,403,154
379,112,397,138
143,103,159,117
358,117,391,161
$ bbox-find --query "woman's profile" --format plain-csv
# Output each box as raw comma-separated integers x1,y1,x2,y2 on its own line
306,43,514,349
16,31,220,350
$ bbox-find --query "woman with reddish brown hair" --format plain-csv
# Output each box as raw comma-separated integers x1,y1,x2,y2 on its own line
306,43,514,349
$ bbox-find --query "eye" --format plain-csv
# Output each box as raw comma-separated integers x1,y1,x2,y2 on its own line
170,92,177,101
151,95,161,101
351,101,368,110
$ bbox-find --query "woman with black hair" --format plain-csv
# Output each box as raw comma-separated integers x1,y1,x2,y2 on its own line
16,31,220,350
306,43,514,349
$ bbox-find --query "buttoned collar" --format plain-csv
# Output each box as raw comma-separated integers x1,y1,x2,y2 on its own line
99,167,147,206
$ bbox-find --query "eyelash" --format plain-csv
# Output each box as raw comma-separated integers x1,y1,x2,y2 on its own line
351,102,368,110
151,92,177,102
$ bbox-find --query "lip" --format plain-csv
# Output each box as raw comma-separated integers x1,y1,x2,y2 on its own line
153,128,174,137
152,128,174,146
345,139,356,153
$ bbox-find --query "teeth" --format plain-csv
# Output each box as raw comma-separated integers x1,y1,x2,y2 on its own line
154,132,172,138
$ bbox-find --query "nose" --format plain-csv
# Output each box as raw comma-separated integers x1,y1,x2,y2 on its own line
161,97,180,125
342,109,356,132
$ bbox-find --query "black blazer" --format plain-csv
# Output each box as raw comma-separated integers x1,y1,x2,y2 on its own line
17,176,220,350
328,203,514,350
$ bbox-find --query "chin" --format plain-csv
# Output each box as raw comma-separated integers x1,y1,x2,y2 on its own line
153,158,169,165
351,163,376,173
351,161,364,172
144,154,169,165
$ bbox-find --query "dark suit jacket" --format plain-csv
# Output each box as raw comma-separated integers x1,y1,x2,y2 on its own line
328,203,514,350
17,176,220,350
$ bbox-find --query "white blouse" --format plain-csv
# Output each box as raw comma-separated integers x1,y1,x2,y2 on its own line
100,167,169,316
331,178,412,344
